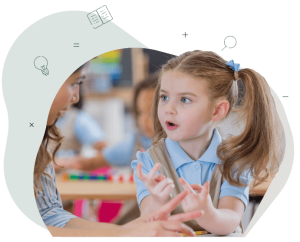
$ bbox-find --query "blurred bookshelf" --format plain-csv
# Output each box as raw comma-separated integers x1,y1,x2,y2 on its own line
81,48,175,109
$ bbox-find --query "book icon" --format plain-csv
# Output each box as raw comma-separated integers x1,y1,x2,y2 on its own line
87,5,113,29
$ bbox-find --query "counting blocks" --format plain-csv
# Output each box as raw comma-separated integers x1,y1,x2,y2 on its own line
62,173,134,182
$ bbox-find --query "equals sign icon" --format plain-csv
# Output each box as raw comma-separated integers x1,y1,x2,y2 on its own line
73,43,80,47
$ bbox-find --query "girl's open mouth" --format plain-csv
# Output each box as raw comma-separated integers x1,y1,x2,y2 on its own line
166,121,178,130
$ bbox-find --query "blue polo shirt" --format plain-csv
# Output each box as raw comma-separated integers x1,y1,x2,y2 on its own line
131,129,252,210
103,132,152,166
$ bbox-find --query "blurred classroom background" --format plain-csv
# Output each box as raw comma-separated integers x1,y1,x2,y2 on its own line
53,48,269,231
80,48,174,145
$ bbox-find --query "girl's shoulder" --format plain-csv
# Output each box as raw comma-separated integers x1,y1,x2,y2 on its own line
131,149,155,169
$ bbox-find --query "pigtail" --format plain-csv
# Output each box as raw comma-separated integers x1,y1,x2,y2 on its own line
217,69,284,187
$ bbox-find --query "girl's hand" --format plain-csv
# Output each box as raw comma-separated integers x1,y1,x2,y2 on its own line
178,178,214,215
121,190,204,237
136,162,174,206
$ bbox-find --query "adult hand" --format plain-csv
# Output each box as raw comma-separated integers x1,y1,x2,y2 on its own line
93,141,108,151
136,162,174,206
121,190,204,237
178,178,214,214
70,152,106,171
53,156,82,171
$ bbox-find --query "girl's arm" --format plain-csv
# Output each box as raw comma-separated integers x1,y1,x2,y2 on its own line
179,178,244,235
194,196,244,235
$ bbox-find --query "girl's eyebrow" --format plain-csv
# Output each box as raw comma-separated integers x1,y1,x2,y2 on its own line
160,89,197,97
76,75,86,80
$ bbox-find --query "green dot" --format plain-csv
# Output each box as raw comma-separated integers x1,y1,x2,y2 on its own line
69,174,79,180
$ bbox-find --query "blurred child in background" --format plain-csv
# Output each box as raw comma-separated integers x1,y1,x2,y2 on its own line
52,88,107,171
48,88,107,215
65,72,159,224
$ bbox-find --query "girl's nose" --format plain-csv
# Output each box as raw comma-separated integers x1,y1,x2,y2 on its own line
165,101,177,115
72,87,80,104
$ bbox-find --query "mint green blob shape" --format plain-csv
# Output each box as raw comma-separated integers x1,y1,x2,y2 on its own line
2,11,293,235
2,11,146,229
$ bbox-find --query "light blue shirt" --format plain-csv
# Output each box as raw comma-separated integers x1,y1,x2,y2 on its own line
103,132,152,166
56,109,105,147
35,162,77,227
131,129,252,210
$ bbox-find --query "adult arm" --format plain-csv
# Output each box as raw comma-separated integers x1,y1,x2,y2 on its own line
67,133,136,171
47,191,203,237
47,224,119,237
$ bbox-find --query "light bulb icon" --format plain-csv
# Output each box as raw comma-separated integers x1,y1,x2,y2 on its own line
34,56,49,76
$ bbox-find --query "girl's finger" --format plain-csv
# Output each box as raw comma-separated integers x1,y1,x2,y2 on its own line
147,163,161,180
167,210,204,223
148,190,188,220
155,178,175,194
190,184,203,194
178,178,195,194
136,162,148,182
159,183,174,199
154,178,174,193
154,174,166,182
201,181,210,197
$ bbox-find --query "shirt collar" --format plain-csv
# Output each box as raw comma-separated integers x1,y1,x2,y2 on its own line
165,128,222,170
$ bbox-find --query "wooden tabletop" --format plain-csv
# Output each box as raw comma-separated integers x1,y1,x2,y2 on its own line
56,174,273,200
57,177,137,200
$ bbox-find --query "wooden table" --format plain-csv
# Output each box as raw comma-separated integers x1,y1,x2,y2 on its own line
56,174,273,200
56,176,136,200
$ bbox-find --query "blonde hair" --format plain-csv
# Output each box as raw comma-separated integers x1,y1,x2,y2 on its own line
152,50,284,187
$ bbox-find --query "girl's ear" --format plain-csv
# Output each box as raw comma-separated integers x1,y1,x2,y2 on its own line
212,100,229,122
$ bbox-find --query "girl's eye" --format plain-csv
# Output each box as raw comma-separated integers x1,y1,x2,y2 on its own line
160,95,169,101
72,81,83,87
181,97,191,103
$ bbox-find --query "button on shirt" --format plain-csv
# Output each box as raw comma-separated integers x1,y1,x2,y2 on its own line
35,163,77,227
131,129,252,210
103,132,152,166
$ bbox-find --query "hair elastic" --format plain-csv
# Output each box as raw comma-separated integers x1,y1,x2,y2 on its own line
226,60,240,81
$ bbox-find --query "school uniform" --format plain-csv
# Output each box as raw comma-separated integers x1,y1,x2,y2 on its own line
102,132,152,225
131,128,252,232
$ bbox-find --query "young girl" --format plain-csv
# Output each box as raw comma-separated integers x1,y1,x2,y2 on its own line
131,50,284,235
34,60,202,236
